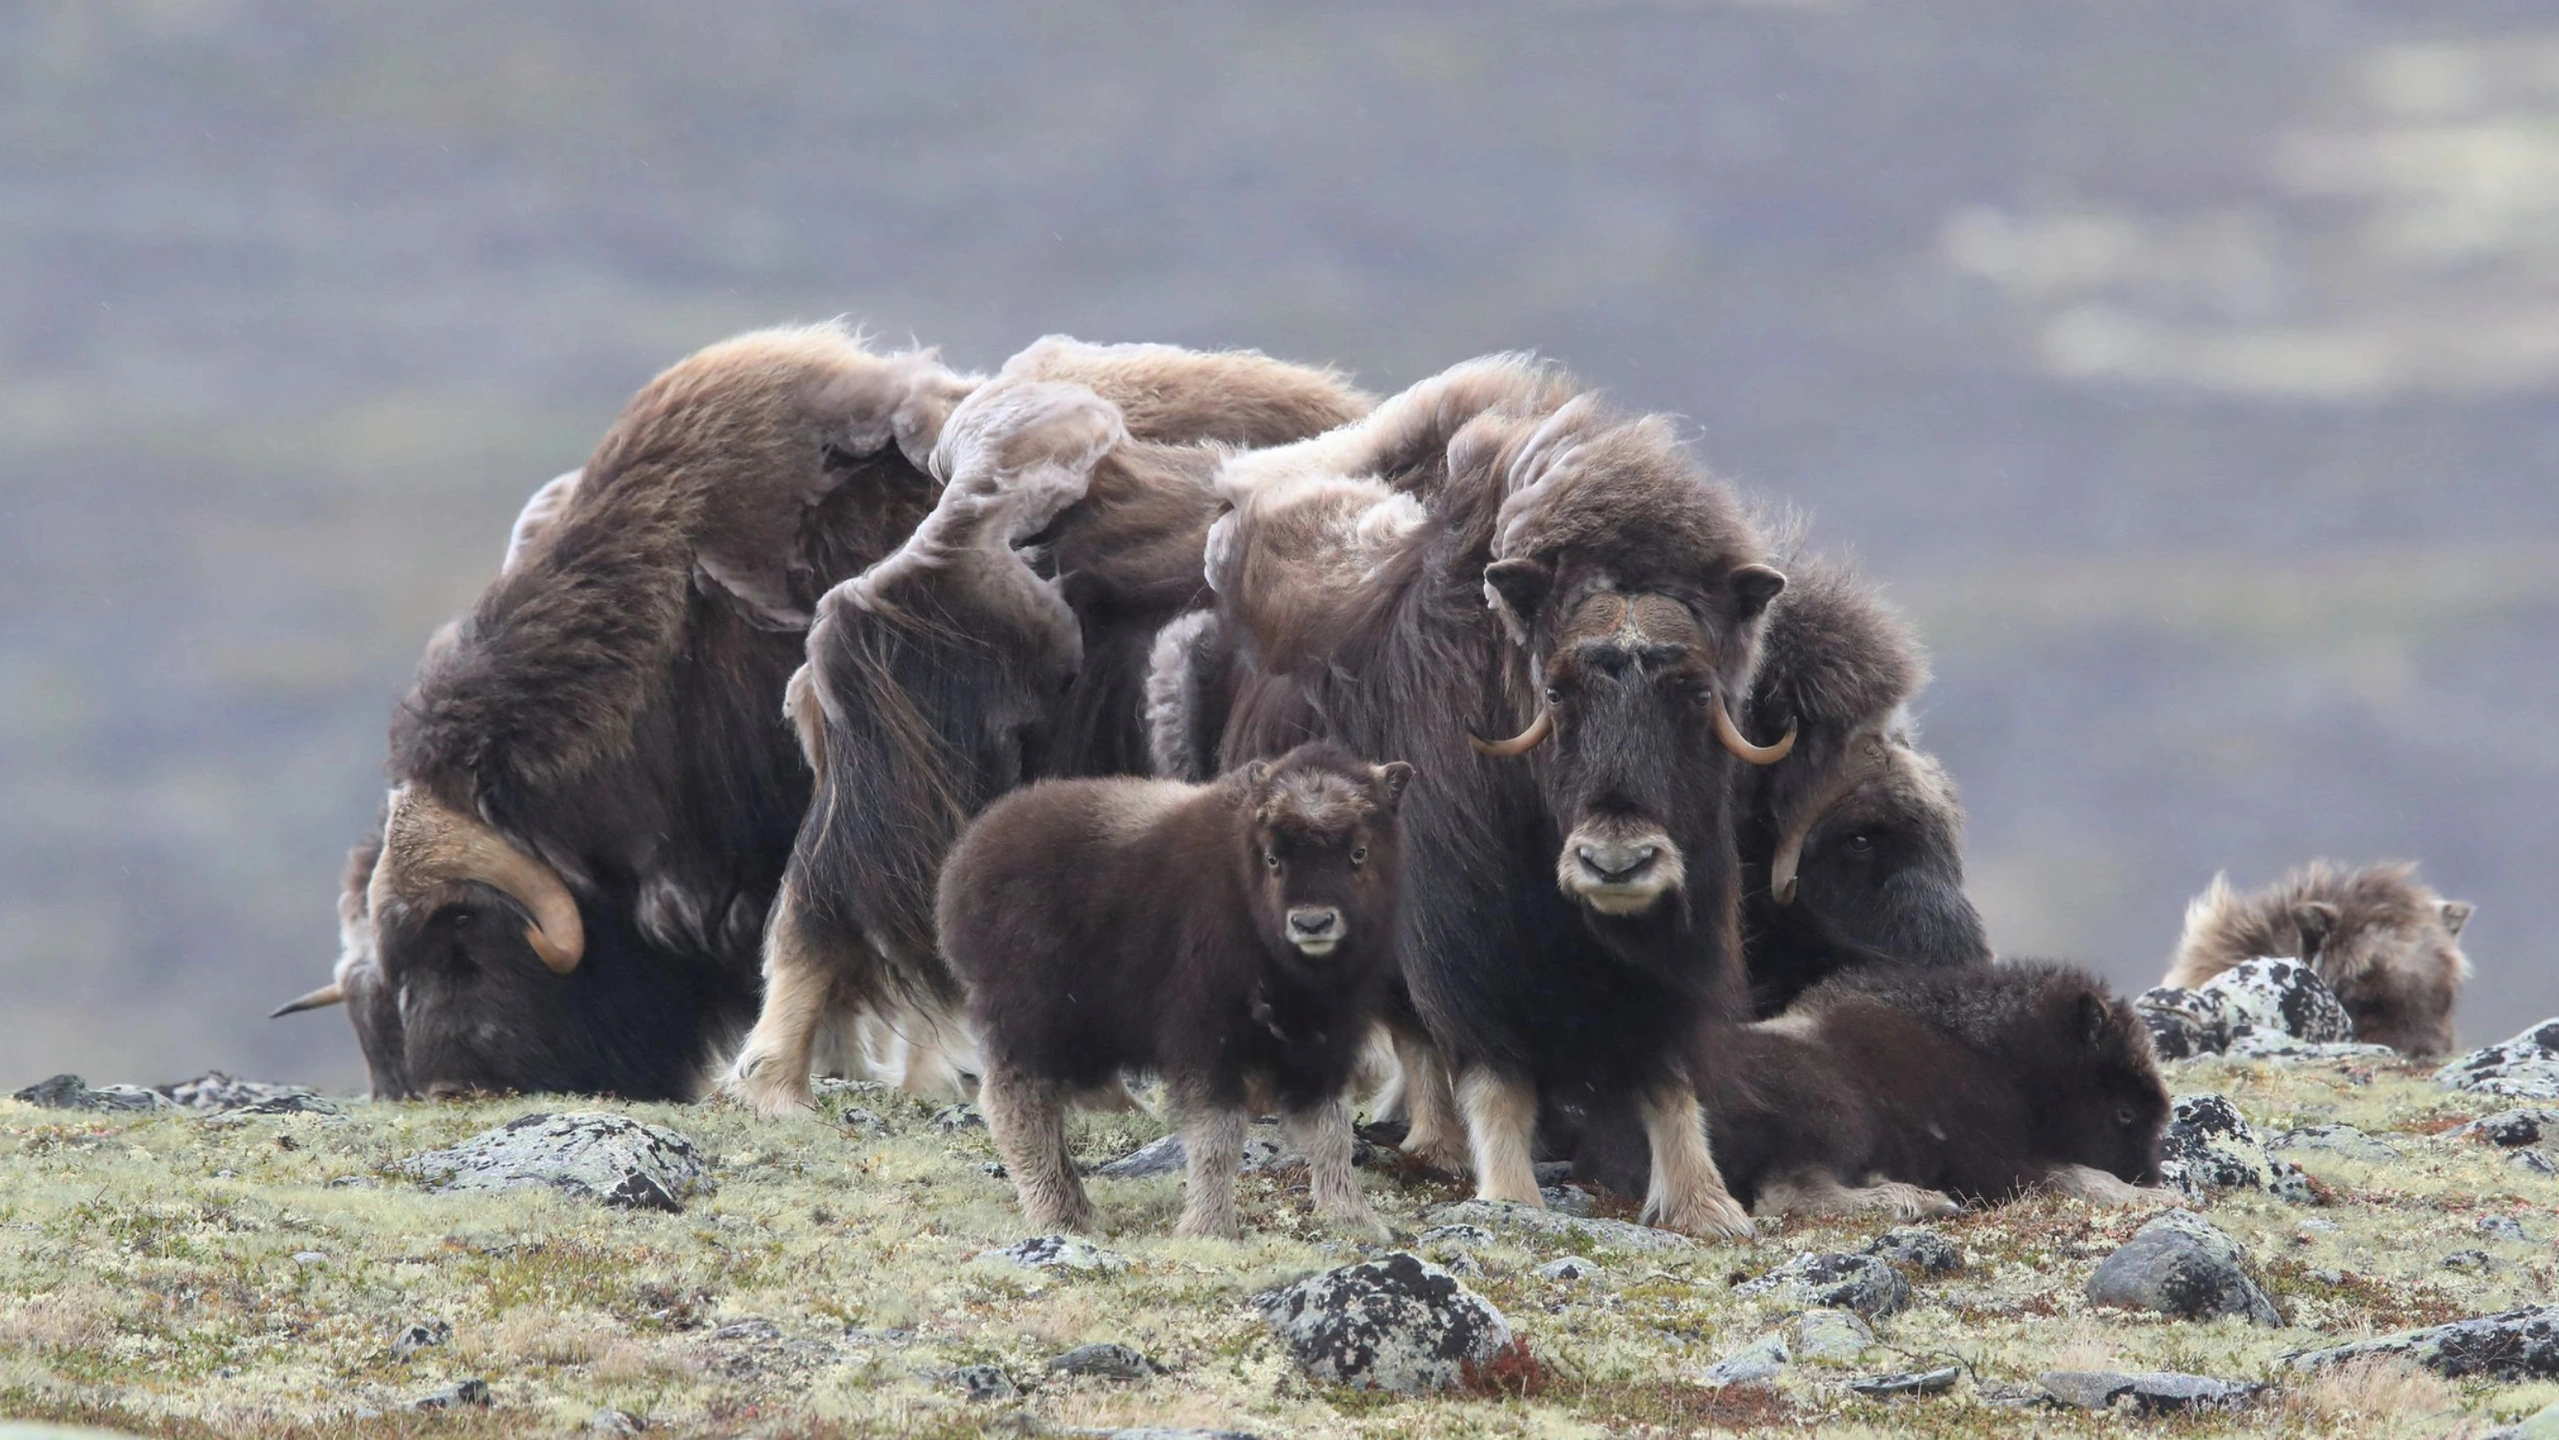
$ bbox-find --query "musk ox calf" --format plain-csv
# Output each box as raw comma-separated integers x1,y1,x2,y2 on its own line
941,742,1411,1240
1697,960,2174,1216
2168,860,2473,1057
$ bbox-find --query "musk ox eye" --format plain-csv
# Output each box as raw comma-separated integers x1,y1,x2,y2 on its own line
2115,1105,2137,1127
1351,846,1369,867
1844,833,1875,854
1264,851,1281,871
1542,685,1562,705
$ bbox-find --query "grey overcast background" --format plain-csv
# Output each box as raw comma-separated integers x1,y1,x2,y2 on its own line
5,2,2555,1091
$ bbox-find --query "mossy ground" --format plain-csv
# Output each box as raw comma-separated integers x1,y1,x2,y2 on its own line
3,1055,2553,1438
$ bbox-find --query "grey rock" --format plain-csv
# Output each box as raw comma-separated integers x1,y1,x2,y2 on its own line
2160,1092,2317,1203
157,1072,324,1112
204,1093,346,1124
588,1408,643,1434
1701,1331,1789,1387
1424,1198,1695,1254
2438,1020,2559,1102
1736,1252,1912,1319
413,1378,491,1410
708,1318,782,1343
2229,1033,2396,1063
1532,1161,1575,1187
948,1363,1016,1401
1535,1256,1594,1283
1439,1251,1484,1277
2291,1304,2559,1381
838,1107,885,1134
2458,1109,2559,1149
1789,1307,1876,1364
2136,984,2233,1060
2206,958,2355,1044
2514,1150,2559,1177
2271,1122,2401,1163
975,1234,1129,1273
931,1103,985,1132
1416,1223,1494,1251
1863,1227,1963,1276
2040,1370,2267,1413
12,1074,175,1113
2087,1211,2282,1326
2488,1399,2559,1440
290,1250,328,1266
399,1111,707,1212
1252,1253,1512,1394
1047,1342,1162,1379
328,1175,381,1189
392,1319,450,1360
2443,1248,2492,1273
1091,1127,1285,1178
1539,1184,1596,1216
2481,1214,2533,1242
1851,1366,1961,1396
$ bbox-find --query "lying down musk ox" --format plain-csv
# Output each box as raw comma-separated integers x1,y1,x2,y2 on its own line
724,346,1373,1116
1202,356,1794,1235
2168,860,2474,1057
943,742,1410,1239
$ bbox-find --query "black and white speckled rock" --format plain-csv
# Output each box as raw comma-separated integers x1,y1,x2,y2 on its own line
413,1378,491,1410
1852,1366,1961,1396
398,1112,707,1212
1863,1227,1964,1276
1790,1307,1877,1364
2270,1123,2401,1164
391,1318,450,1361
2040,1370,2267,1413
1536,1256,1595,1283
1735,1252,1912,1319
2135,985,2233,1061
1252,1253,1512,1394
1700,1331,1789,1387
2439,1021,2559,1102
204,1092,348,1125
2160,1093,2318,1204
157,1072,326,1112
948,1363,1017,1400
2291,1303,2559,1381
2458,1109,2559,1149
1091,1128,1285,1178
1047,1342,1163,1380
2085,1211,2282,1326
12,1074,176,1113
975,1234,1130,1273
1423,1198,1693,1253
2226,1033,2396,1063
2209,958,2354,1044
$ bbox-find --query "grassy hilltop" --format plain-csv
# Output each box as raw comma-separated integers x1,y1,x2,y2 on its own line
3,1054,2555,1438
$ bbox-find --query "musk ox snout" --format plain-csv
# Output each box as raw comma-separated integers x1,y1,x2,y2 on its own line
1557,818,1687,915
1286,905,1344,955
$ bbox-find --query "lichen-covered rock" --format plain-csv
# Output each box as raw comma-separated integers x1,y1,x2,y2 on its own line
390,1318,450,1360
157,1072,326,1112
2160,1092,2317,1203
1700,1330,1789,1387
1790,1307,1877,1364
398,1111,707,1211
2226,1033,2396,1063
1252,1253,1512,1393
2136,984,2234,1060
2440,1021,2559,1102
204,1093,348,1125
947,1363,1016,1400
1535,1256,1595,1283
412,1378,491,1410
12,1074,176,1113
2085,1211,2282,1326
2458,1109,2559,1149
1047,1342,1162,1379
1851,1366,1960,1396
1424,1198,1695,1254
2209,958,2354,1043
1736,1252,1912,1319
1863,1227,1963,1276
2270,1123,2401,1163
2040,1370,2267,1413
1091,1127,1286,1178
975,1234,1129,1273
2291,1303,2559,1381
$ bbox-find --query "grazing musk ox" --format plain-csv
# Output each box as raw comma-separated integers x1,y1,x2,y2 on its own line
943,741,1410,1240
722,343,1374,1117
1200,357,1793,1235
2167,860,2473,1057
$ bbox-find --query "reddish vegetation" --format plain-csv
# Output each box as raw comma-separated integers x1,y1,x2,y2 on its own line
1461,1337,1558,1400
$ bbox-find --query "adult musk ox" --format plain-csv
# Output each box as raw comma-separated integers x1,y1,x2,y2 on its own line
1201,357,1792,1236
2167,860,2473,1057
944,742,1409,1240
1706,960,2173,1216
723,343,1373,1116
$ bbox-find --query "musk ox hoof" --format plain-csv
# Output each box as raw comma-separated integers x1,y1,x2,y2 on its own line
1175,1213,1244,1242
1399,1131,1472,1176
716,1064,817,1122
1323,1203,1394,1244
1647,1189,1755,1240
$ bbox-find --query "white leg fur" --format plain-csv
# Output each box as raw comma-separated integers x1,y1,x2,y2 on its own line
1639,1081,1754,1238
1398,1032,1473,1174
980,1065,1094,1233
1753,1171,1960,1221
721,883,832,1119
2044,1163,2184,1208
1171,1083,1248,1240
1285,1095,1390,1241
1457,1067,1543,1207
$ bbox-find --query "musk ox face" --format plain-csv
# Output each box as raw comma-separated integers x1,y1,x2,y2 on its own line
1240,746,1412,969
1785,743,1990,971
1477,567,1788,921
2036,987,2172,1187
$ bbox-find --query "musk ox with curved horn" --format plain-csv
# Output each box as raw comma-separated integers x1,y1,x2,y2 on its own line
1200,356,1789,1236
2167,859,2472,1056
723,342,1374,1117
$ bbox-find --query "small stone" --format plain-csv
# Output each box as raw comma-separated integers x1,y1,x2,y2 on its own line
413,1378,492,1410
1540,1184,1596,1216
206,1092,348,1123
2291,1304,2559,1381
2086,1211,2282,1326
399,1111,708,1212
1416,1223,1494,1250
1863,1227,1963,1276
1424,1198,1696,1254
158,1071,326,1112
1091,1122,1291,1178
1736,1253,1912,1319
11,1074,176,1113
328,1175,381,1189
1440,1251,1484,1277
2159,1092,2317,1204
1532,1161,1575,1187
709,1318,782,1343
839,1107,884,1134
1536,1257,1594,1283
392,1319,451,1360
931,1104,985,1132
2459,1109,2559,1149
1253,1253,1512,1394
1046,1342,1162,1379
2040,1370,2267,1413
948,1363,1016,1401
1701,1331,1789,1387
291,1250,329,1266
2480,1214,2532,1242
1851,1366,1961,1396
979,1162,1007,1179
2271,1122,2400,1163
589,1408,643,1434
976,1234,1129,1273
1789,1307,1876,1364
2438,1020,2559,1102
2442,1248,2493,1273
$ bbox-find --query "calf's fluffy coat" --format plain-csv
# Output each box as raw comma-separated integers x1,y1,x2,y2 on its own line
941,742,1411,1239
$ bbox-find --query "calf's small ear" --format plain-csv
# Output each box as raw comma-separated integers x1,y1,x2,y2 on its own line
2077,991,2113,1047
1729,563,1787,620
1244,759,1272,788
1483,557,1554,639
2439,899,2475,937
1374,761,1415,810
2291,900,2341,961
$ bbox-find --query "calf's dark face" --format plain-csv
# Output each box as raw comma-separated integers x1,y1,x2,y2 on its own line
1243,760,1413,970
2037,991,2172,1186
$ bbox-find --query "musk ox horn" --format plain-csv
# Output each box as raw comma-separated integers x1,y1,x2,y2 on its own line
1711,691,1796,765
372,785,586,973
1467,706,1554,758
267,983,345,1018
1768,738,1890,906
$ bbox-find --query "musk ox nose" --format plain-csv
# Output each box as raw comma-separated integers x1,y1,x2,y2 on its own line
1575,841,1660,886
1287,906,1342,939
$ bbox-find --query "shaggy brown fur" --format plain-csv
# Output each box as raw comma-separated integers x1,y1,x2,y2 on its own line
2167,860,2473,1057
943,742,1410,1239
1203,357,1785,1236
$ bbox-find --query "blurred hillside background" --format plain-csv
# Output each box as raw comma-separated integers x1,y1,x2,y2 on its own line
4,2,2555,1090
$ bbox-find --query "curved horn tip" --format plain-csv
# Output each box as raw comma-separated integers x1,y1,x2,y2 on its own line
1711,692,1797,765
1771,876,1799,907
1467,707,1554,759
268,983,345,1018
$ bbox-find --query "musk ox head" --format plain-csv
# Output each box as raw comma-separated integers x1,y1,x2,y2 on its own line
2169,860,2473,1057
1236,742,1412,968
2019,968,2172,1188
1763,729,1990,974
1464,400,1790,923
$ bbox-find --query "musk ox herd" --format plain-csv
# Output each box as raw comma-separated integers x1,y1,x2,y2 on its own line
273,323,2478,1240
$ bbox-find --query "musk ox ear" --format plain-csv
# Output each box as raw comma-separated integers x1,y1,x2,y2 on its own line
2292,900,2341,962
1244,759,1273,789
2078,990,2114,1048
2439,899,2475,937
1374,761,1415,811
1729,563,1788,620
1483,557,1554,643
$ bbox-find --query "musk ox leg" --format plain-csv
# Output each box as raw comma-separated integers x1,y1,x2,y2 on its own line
1638,1082,1754,1238
722,881,836,1119
1753,1172,1959,1221
2042,1163,2183,1209
1284,1095,1390,1241
981,1065,1095,1233
1169,1083,1248,1240
858,1003,979,1099
1457,1067,1543,1207
1397,1031,1473,1174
